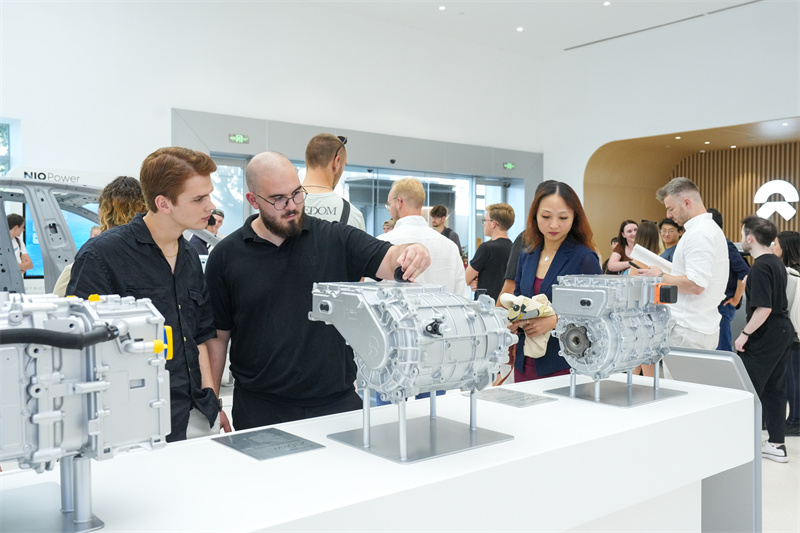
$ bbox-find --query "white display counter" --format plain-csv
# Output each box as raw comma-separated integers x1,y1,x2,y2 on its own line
0,374,755,532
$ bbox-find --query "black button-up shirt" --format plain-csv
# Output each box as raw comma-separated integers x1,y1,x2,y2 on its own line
67,213,217,441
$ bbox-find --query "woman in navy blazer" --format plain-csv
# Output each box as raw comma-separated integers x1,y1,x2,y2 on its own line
513,181,602,381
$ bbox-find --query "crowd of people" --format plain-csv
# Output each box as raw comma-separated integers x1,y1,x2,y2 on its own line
15,135,793,466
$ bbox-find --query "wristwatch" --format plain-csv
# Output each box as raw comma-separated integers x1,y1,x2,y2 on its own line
218,397,223,412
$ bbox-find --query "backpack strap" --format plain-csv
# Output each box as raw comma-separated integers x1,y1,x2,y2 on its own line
339,199,351,224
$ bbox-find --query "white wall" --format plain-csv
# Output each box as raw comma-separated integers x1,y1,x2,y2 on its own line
2,1,797,199
0,1,542,176
539,0,800,197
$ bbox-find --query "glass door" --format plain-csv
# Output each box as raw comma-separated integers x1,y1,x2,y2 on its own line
209,156,249,236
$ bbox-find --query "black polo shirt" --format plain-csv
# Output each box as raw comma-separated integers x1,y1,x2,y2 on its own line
205,214,392,406
67,213,218,441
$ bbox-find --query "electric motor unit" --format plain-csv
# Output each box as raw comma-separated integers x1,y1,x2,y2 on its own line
551,275,676,381
309,282,516,404
0,292,171,473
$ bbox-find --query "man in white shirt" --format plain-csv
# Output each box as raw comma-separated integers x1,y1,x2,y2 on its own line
379,178,470,299
638,177,729,350
7,214,33,273
302,133,366,230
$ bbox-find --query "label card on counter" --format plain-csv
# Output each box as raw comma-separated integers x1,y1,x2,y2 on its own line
469,388,557,408
213,427,324,460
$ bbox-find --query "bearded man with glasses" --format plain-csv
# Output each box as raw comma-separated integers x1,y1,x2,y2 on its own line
205,151,431,429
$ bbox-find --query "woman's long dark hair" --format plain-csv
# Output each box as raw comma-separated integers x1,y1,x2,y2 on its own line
525,181,595,252
777,231,800,270
634,221,660,254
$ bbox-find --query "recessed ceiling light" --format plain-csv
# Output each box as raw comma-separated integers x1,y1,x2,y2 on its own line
675,136,681,140
439,5,446,10
700,150,706,154
731,145,736,149
782,122,789,126
704,141,710,144
516,27,524,32
604,1,611,5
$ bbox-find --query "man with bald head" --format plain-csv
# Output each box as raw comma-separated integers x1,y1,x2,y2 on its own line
205,151,431,429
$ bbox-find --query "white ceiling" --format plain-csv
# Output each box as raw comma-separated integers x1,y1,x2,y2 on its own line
334,0,757,59
332,0,798,148
626,116,800,152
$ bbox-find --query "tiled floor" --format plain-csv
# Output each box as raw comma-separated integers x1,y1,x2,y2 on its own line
761,431,800,533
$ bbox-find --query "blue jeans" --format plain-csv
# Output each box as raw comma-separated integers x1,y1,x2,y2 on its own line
717,303,736,352
787,342,800,425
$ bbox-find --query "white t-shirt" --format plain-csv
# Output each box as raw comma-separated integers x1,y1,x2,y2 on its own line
377,215,470,299
669,212,729,335
12,236,26,263
303,191,365,231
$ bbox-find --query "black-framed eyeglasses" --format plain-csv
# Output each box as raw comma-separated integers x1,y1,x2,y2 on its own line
333,135,348,160
255,187,308,210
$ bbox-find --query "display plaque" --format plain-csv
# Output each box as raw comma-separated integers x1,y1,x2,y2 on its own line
213,428,324,460
469,388,557,408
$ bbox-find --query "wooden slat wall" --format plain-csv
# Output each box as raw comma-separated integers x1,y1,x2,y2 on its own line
671,142,800,241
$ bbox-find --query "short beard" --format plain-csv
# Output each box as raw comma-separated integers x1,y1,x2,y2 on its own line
260,209,303,240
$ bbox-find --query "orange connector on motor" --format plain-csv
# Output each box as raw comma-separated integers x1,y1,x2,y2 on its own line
654,283,679,305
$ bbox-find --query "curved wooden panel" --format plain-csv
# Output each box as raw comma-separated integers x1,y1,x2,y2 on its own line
673,142,800,240
585,124,799,253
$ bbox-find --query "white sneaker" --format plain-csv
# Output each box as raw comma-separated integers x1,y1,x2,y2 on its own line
762,441,789,463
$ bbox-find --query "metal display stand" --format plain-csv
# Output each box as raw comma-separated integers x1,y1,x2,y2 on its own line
328,388,513,464
547,368,686,407
0,455,103,533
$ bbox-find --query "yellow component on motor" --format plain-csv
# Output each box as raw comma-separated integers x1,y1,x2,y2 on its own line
153,340,165,353
163,325,173,360
88,294,101,302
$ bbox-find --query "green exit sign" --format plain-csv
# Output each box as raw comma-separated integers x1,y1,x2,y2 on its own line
502,162,515,170
228,134,250,144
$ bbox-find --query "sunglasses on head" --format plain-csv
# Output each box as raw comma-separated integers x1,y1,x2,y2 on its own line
334,136,348,159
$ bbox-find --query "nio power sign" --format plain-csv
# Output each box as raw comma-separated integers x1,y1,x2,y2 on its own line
23,171,80,183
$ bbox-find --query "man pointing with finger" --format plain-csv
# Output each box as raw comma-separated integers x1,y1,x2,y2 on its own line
205,151,431,429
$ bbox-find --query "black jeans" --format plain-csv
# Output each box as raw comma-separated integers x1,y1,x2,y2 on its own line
739,323,793,443
231,386,362,431
786,342,800,425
